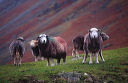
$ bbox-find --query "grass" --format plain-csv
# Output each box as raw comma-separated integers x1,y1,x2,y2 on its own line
0,47,128,83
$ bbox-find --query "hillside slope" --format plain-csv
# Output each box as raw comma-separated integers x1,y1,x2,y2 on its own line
0,0,128,64
0,48,128,82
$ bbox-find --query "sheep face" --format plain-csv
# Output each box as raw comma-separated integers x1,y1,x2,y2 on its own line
89,28,100,39
38,34,47,44
29,40,38,47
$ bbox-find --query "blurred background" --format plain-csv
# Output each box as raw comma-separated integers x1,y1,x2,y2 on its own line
0,0,128,65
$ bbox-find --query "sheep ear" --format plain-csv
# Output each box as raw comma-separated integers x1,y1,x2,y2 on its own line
88,29,91,32
98,29,101,34
36,36,40,40
98,29,101,32
46,35,49,38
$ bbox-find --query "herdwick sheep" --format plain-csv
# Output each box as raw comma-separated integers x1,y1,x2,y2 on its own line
82,28,109,64
37,34,67,66
72,32,109,58
9,37,25,66
29,40,44,62
72,32,109,59
72,35,84,58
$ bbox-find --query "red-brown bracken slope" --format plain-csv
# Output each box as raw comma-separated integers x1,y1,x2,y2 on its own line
0,0,128,64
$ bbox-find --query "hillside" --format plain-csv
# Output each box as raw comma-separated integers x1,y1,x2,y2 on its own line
0,48,128,82
0,0,128,64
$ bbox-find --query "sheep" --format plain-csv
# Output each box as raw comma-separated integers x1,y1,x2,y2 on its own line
100,32,109,41
9,37,25,66
72,35,84,58
72,32,109,59
29,40,44,62
37,34,67,66
82,28,109,64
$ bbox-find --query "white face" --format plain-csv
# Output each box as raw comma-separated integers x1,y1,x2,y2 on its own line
39,34,47,44
29,40,37,47
89,28,99,39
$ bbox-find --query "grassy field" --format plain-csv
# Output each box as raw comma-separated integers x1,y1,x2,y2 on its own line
0,47,128,83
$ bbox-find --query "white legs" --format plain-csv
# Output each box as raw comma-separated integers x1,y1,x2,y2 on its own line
82,52,103,64
14,58,16,65
72,49,79,58
89,54,93,64
19,58,22,65
50,58,55,66
35,56,44,62
95,53,99,63
47,58,66,66
82,56,86,64
82,51,88,64
14,57,21,66
35,57,38,62
99,51,105,62
89,53,99,64
47,58,55,66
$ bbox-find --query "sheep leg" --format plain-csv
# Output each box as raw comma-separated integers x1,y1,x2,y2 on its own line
82,51,88,64
35,56,38,62
16,58,19,66
50,58,55,66
14,57,16,66
17,58,20,66
99,51,105,62
15,58,17,66
63,57,66,64
76,50,80,59
95,53,99,63
57,58,61,65
41,57,44,60
89,53,93,64
19,57,22,66
72,49,76,57
47,58,50,66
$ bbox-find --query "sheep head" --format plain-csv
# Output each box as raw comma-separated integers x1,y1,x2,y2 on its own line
37,34,48,44
89,28,101,39
29,40,38,47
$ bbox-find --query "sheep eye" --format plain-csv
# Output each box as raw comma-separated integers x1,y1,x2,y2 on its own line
89,30,91,32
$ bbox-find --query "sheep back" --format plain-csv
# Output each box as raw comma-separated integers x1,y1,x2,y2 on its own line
9,40,25,57
40,36,67,58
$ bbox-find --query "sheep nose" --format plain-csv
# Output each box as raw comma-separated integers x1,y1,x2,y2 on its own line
43,40,45,43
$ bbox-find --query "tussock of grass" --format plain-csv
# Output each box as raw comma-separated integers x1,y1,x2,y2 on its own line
0,48,128,82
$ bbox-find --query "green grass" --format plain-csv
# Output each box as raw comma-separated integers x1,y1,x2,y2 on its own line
0,47,128,83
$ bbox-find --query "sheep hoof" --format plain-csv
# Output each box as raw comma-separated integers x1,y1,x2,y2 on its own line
95,62,99,64
47,64,50,66
63,62,66,65
102,60,105,62
89,62,93,64
82,61,86,64
51,64,55,66
41,58,44,60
